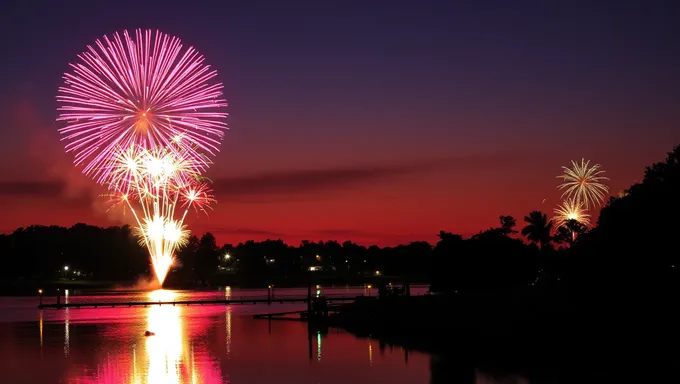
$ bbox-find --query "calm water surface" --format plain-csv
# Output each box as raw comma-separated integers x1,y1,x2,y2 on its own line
0,286,523,383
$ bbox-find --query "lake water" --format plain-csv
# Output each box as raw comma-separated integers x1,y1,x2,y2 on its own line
0,286,528,383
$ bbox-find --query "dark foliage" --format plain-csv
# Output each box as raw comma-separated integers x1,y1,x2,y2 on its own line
0,226,433,283
2,144,679,308
431,217,539,295
431,144,680,311
0,224,148,280
567,145,680,308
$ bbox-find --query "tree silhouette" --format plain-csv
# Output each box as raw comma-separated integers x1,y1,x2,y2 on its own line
431,220,537,295
195,233,219,281
174,235,200,280
521,211,553,250
570,144,680,307
553,219,587,245
499,215,517,235
2,143,679,308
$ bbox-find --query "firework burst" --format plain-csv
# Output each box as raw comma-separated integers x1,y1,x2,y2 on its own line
109,144,215,284
57,29,227,285
557,159,609,209
553,198,591,228
57,29,228,185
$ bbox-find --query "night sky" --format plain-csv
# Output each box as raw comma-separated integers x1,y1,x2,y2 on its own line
0,0,678,246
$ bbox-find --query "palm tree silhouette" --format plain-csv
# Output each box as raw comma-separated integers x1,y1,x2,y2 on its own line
522,210,553,249
554,219,588,245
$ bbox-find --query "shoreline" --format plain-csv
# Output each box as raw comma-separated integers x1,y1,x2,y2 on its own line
326,294,680,381
0,279,428,296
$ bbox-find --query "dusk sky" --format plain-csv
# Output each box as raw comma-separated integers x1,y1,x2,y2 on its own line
0,0,678,246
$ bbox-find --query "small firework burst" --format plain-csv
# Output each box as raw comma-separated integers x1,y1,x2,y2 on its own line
553,197,591,228
557,159,609,209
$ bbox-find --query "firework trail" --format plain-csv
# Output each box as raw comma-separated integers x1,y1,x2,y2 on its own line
108,144,214,284
557,159,609,209
57,29,227,284
552,197,591,228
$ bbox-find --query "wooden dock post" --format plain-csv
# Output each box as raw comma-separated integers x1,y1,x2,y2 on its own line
307,322,313,360
307,280,312,319
267,285,272,306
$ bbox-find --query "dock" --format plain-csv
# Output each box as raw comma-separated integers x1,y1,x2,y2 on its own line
38,294,360,309
253,303,346,321
253,309,308,320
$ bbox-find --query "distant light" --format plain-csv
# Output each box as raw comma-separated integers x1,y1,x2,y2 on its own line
225,253,231,260
375,270,381,276
38,289,43,294
309,266,317,271
64,266,69,271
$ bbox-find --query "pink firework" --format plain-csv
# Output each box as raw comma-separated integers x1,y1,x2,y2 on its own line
57,29,226,285
57,29,228,185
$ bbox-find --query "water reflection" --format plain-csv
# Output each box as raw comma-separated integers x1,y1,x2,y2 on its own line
145,298,182,383
225,306,232,358
475,370,531,384
429,356,534,384
316,331,322,361
64,289,70,357
4,287,436,383
66,289,226,383
38,310,43,348
64,308,70,357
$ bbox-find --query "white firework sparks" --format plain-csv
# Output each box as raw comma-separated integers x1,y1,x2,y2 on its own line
557,159,609,209
553,198,591,228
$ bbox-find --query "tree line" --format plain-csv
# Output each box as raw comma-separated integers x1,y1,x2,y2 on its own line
430,144,680,310
0,223,437,283
0,214,583,285
1,145,678,303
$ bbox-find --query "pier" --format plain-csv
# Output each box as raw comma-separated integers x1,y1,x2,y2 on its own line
252,292,349,322
253,304,346,321
38,294,360,309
